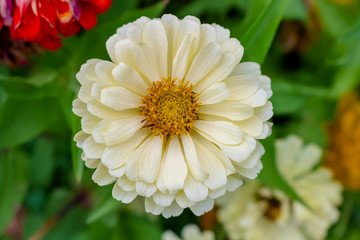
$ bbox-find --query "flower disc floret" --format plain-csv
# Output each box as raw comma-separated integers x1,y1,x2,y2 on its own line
139,76,200,139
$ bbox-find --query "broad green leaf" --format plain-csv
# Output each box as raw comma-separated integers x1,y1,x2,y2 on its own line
330,66,360,98
240,0,290,64
71,114,84,183
0,86,8,123
258,133,308,207
0,149,28,234
0,75,62,100
29,137,56,188
0,98,61,148
283,0,307,21
122,212,162,240
86,197,119,224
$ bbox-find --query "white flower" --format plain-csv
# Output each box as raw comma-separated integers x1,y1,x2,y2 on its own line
162,224,215,240
72,14,273,218
218,135,342,240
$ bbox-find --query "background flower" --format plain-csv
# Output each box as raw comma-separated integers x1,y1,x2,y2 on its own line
73,14,273,218
218,135,342,240
162,224,215,240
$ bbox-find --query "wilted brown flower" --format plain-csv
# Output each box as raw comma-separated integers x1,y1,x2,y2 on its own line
325,91,360,191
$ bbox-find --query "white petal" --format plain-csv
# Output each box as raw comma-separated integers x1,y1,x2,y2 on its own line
108,166,126,178
125,25,142,42
78,82,93,103
173,18,200,58
217,138,255,163
85,158,100,169
258,122,273,139
230,62,261,76
72,98,88,117
240,88,268,107
208,186,226,198
160,14,180,74
193,52,238,93
221,38,244,60
192,136,227,190
162,231,181,240
198,82,229,105
255,102,273,121
226,175,243,192
175,191,194,208
194,134,236,175
197,24,216,51
74,131,88,148
103,116,145,145
194,120,243,145
102,130,148,169
172,35,196,80
136,182,157,197
112,62,149,95
117,175,135,191
133,42,161,83
185,42,222,86
82,136,105,159
296,144,322,174
236,116,264,137
91,82,112,101
183,175,208,202
106,34,122,63
112,182,137,204
200,101,254,121
92,163,115,186
226,74,260,100
77,59,101,84
181,134,208,182
81,114,101,135
259,75,272,98
212,24,230,43
114,39,135,66
234,143,261,169
190,198,214,216
152,191,175,207
87,100,121,118
163,137,188,193
138,136,164,183
100,87,142,111
145,197,165,215
234,160,262,179
142,20,168,78
95,61,116,83
162,201,184,218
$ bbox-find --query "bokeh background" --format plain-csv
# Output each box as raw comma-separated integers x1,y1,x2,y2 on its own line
1,0,360,239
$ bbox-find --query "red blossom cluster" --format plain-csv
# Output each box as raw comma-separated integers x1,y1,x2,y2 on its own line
0,0,112,50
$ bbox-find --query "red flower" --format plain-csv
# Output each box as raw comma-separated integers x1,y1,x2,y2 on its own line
8,0,112,50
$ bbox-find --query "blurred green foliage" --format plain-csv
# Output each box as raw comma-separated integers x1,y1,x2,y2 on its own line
0,0,360,239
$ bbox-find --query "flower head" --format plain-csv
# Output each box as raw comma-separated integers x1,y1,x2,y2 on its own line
73,14,273,217
9,0,112,50
325,91,360,191
218,135,342,240
162,224,215,240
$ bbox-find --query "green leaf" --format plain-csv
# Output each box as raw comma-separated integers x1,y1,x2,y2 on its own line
258,133,308,207
29,137,56,188
330,66,360,98
86,197,119,224
0,99,60,148
122,213,162,240
0,86,8,123
0,98,61,148
240,0,290,64
71,114,84,183
0,75,61,100
0,149,29,234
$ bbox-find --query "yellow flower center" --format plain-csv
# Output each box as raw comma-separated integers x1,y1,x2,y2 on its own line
139,76,200,139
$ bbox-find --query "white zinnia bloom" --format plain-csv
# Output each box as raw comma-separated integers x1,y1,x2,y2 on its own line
72,14,273,218
162,224,215,240
218,135,343,240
